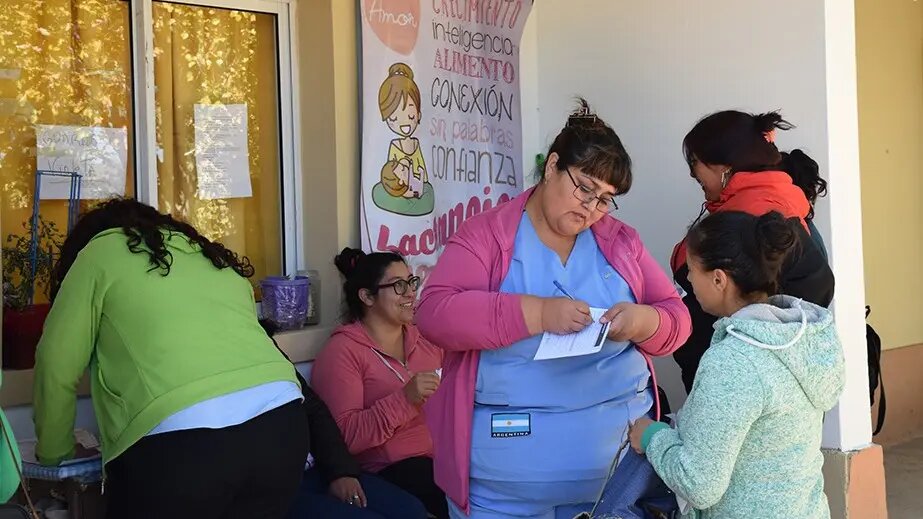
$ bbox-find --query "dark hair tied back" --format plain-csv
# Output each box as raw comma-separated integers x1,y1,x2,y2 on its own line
753,111,794,136
780,149,827,218
753,212,800,276
687,211,800,296
334,247,405,322
683,110,793,175
334,247,367,279
539,97,633,194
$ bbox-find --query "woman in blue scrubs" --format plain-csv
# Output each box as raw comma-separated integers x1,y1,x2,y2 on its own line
416,100,691,519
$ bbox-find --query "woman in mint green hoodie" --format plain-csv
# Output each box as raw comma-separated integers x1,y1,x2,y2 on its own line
629,211,845,519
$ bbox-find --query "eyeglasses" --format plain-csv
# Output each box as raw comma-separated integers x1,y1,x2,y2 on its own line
564,168,618,213
377,276,421,296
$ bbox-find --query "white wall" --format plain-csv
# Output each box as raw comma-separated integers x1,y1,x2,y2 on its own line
520,0,870,449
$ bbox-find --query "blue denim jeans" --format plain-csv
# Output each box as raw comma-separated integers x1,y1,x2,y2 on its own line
285,467,428,519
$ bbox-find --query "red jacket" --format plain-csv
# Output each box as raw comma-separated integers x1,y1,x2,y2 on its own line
670,170,834,393
671,170,810,272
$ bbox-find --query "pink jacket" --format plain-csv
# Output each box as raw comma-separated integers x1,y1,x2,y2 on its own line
311,322,444,473
416,187,692,512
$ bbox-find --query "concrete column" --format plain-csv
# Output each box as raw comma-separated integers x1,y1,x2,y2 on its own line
819,1,886,516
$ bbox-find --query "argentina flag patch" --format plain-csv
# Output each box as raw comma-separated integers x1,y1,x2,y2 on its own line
491,413,531,438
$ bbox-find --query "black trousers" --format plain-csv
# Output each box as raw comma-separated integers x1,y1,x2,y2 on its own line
105,400,309,519
378,456,448,519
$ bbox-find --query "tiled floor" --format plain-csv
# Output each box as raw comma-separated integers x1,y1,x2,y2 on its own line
884,437,923,518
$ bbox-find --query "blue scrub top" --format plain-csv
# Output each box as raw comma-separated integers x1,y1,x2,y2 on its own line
471,212,653,482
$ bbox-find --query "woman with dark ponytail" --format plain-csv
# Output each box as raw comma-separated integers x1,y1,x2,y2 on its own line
34,199,309,519
311,248,446,518
780,149,829,258
631,211,845,518
670,110,835,392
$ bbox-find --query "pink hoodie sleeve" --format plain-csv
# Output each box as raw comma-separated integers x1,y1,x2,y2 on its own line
632,236,692,357
311,338,420,455
416,227,531,352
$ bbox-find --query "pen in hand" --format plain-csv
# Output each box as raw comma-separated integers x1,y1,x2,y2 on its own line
553,280,575,300
551,280,594,330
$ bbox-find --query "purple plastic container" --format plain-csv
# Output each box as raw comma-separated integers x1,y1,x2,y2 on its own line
260,276,310,330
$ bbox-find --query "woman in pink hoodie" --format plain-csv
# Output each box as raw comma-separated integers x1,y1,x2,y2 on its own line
416,100,692,518
312,248,447,518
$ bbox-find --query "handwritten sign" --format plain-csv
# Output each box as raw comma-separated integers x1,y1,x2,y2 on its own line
36,125,128,199
359,0,531,284
194,103,252,200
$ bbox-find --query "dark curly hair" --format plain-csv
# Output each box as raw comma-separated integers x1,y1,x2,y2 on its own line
780,149,827,219
51,198,254,300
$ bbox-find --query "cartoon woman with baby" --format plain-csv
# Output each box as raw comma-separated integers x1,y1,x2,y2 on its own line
372,63,435,216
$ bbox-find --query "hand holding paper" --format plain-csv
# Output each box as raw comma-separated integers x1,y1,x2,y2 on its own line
601,302,660,343
534,307,610,361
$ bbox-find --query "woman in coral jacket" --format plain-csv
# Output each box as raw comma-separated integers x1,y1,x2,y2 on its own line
670,110,835,393
415,100,691,518
311,248,446,519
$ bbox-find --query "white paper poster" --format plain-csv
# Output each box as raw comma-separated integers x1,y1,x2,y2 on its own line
194,103,251,200
36,125,128,199
359,0,531,284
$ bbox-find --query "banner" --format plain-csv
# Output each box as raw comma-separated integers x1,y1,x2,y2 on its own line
360,0,532,283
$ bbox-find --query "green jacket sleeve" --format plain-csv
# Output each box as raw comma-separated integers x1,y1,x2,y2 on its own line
33,256,103,465
0,407,22,502
645,347,766,510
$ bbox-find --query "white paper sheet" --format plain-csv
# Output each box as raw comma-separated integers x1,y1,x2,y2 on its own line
194,103,251,200
36,125,128,199
0,69,21,80
533,307,611,361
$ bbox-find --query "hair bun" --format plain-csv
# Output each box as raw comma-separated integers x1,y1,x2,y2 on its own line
753,212,799,267
567,97,600,128
388,62,413,80
334,247,367,277
753,110,794,135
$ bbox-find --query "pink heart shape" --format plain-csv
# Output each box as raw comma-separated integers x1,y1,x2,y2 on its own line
363,0,420,56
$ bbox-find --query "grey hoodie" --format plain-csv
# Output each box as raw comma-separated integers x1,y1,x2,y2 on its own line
646,295,846,519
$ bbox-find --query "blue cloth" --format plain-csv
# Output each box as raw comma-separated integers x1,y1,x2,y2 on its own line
147,381,303,436
469,213,654,512
22,458,102,484
590,448,678,519
449,479,597,519
285,467,428,519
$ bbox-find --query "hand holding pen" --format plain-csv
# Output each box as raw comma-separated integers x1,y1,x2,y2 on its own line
539,280,593,334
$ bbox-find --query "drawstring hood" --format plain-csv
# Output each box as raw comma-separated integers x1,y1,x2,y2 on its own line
725,299,808,351
713,295,844,411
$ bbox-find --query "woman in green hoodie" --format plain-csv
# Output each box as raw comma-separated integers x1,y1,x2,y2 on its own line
33,199,308,519
629,211,845,519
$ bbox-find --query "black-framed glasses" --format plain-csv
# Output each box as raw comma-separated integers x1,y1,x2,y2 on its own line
377,276,421,296
564,168,618,213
